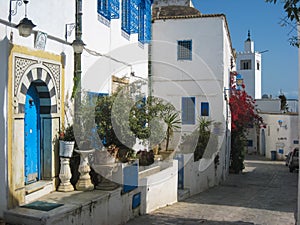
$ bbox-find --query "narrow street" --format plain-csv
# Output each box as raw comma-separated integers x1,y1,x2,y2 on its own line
126,155,298,225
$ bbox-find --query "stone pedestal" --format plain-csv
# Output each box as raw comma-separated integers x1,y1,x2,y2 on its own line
75,149,95,191
58,157,74,192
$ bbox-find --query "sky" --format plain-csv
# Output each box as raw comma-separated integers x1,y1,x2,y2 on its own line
191,0,298,99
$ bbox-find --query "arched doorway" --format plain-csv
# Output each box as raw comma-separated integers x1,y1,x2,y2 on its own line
24,80,52,184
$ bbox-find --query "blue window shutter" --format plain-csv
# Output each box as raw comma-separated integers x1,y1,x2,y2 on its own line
122,0,131,34
130,0,139,34
182,97,195,124
144,0,151,42
201,102,209,116
98,0,111,20
110,0,120,19
138,0,145,43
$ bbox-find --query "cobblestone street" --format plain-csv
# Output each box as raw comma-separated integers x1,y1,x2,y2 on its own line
126,155,298,225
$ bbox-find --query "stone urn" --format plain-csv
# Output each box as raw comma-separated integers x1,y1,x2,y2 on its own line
91,149,119,190
75,149,95,191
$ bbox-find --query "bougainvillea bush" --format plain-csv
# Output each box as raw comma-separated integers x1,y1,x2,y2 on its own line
229,74,263,173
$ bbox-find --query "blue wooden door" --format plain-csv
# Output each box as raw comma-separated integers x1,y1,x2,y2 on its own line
24,84,41,184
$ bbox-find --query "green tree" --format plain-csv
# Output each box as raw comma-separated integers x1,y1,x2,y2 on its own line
163,112,181,151
279,93,289,112
130,96,179,150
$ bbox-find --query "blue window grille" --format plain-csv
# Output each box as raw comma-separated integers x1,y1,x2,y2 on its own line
182,97,195,125
130,0,139,34
144,0,152,42
122,0,131,34
201,102,209,116
111,0,120,19
97,0,111,20
138,0,145,43
97,0,120,26
178,40,192,60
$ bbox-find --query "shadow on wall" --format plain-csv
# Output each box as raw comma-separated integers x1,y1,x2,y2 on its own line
0,36,10,216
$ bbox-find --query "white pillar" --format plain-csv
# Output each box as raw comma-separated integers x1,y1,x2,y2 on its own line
58,157,74,192
75,149,95,191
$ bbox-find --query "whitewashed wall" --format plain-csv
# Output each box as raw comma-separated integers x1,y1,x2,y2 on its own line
139,160,178,213
152,15,233,178
260,113,298,159
177,153,223,197
152,16,231,130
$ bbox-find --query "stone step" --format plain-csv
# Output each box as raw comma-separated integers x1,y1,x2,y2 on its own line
177,188,190,201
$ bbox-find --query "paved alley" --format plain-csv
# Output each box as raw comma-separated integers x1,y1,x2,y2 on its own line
126,155,298,225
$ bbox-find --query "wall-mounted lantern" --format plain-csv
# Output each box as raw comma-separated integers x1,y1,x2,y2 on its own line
9,0,36,37
278,120,288,129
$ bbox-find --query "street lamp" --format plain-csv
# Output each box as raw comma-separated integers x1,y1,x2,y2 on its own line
72,38,85,54
9,0,36,37
73,0,84,110
236,74,244,87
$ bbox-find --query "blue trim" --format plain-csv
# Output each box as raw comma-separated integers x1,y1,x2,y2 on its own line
123,162,138,193
201,102,209,117
132,192,141,209
182,97,195,125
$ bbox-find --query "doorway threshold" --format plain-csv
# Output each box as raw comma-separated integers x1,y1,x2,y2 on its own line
25,180,54,204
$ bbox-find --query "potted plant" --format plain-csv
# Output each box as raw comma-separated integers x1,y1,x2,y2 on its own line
59,124,76,158
136,149,154,166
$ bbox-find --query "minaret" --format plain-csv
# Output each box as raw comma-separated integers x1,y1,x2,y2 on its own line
244,30,254,53
236,31,262,99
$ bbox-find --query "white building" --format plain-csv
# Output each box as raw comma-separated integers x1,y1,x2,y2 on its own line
151,1,234,182
259,112,298,159
236,31,262,99
0,0,151,218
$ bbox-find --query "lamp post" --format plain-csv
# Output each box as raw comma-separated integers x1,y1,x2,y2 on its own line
9,0,36,37
73,0,85,126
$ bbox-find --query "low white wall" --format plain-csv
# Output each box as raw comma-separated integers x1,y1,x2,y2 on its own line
140,160,178,214
181,153,221,197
